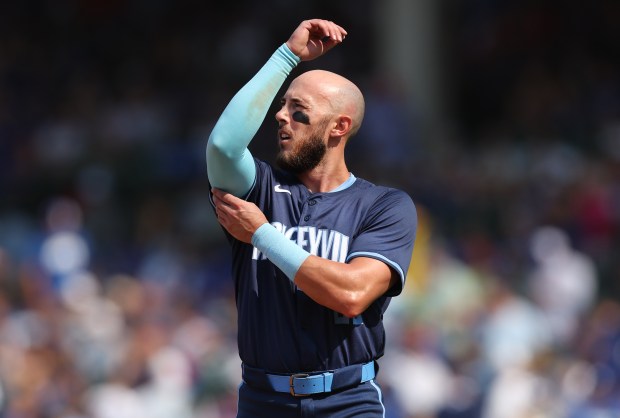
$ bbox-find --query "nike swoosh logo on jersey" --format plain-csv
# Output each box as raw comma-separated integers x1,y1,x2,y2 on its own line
274,184,292,195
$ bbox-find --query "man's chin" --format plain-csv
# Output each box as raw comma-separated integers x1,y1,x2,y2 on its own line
276,156,297,173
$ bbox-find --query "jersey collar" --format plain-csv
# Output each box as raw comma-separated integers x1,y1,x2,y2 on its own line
329,173,356,193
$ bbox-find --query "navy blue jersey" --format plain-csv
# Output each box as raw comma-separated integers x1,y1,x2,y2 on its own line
212,159,417,373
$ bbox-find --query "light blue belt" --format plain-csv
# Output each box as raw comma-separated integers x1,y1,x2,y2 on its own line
242,361,376,397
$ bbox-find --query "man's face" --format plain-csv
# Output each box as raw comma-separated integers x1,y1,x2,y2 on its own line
275,79,332,174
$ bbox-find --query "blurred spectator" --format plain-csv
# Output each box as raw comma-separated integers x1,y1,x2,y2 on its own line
527,226,598,346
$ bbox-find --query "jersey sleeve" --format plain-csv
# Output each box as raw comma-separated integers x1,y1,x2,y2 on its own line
346,189,417,296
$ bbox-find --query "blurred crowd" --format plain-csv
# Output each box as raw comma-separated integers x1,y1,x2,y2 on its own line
1,1,620,417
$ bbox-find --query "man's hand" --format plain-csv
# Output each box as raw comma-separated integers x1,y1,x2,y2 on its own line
212,188,268,243
286,19,347,62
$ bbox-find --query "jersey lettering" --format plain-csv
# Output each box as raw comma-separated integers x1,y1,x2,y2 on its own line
252,222,349,262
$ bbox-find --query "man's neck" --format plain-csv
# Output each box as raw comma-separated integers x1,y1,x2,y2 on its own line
298,164,351,193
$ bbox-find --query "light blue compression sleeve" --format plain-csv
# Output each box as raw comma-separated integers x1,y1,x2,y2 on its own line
206,44,300,197
251,223,310,282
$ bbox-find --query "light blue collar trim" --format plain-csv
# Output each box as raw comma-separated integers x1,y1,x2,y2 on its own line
329,173,356,193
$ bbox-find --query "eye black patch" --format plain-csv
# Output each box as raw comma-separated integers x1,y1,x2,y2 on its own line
292,111,310,125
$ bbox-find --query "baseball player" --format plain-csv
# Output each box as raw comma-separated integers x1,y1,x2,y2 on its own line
207,19,417,417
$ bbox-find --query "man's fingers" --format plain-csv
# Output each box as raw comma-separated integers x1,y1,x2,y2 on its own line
323,21,347,41
306,19,347,42
212,187,226,200
212,188,247,225
324,21,346,42
212,189,229,220
214,199,232,224
212,188,239,207
212,193,226,213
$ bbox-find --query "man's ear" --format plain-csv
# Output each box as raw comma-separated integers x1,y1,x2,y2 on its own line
330,115,352,137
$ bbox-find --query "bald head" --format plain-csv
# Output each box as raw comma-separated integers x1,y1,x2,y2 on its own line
289,70,365,138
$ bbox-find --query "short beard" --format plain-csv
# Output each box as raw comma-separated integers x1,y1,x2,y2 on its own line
276,122,328,174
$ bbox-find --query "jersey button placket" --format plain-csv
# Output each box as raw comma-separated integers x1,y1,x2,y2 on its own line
301,198,318,224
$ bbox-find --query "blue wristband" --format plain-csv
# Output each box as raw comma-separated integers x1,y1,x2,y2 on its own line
251,223,310,282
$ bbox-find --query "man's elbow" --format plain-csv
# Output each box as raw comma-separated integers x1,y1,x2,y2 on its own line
339,292,369,318
207,133,233,159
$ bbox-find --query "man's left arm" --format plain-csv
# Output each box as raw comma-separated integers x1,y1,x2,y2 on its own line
212,187,417,317
294,255,399,318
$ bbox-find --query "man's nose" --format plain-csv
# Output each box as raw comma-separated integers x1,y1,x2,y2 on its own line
275,108,288,125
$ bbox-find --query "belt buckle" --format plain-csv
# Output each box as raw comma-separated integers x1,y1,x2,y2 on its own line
289,373,310,397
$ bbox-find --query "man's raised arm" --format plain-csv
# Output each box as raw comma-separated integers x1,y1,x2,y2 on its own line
206,44,299,197
206,19,347,197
